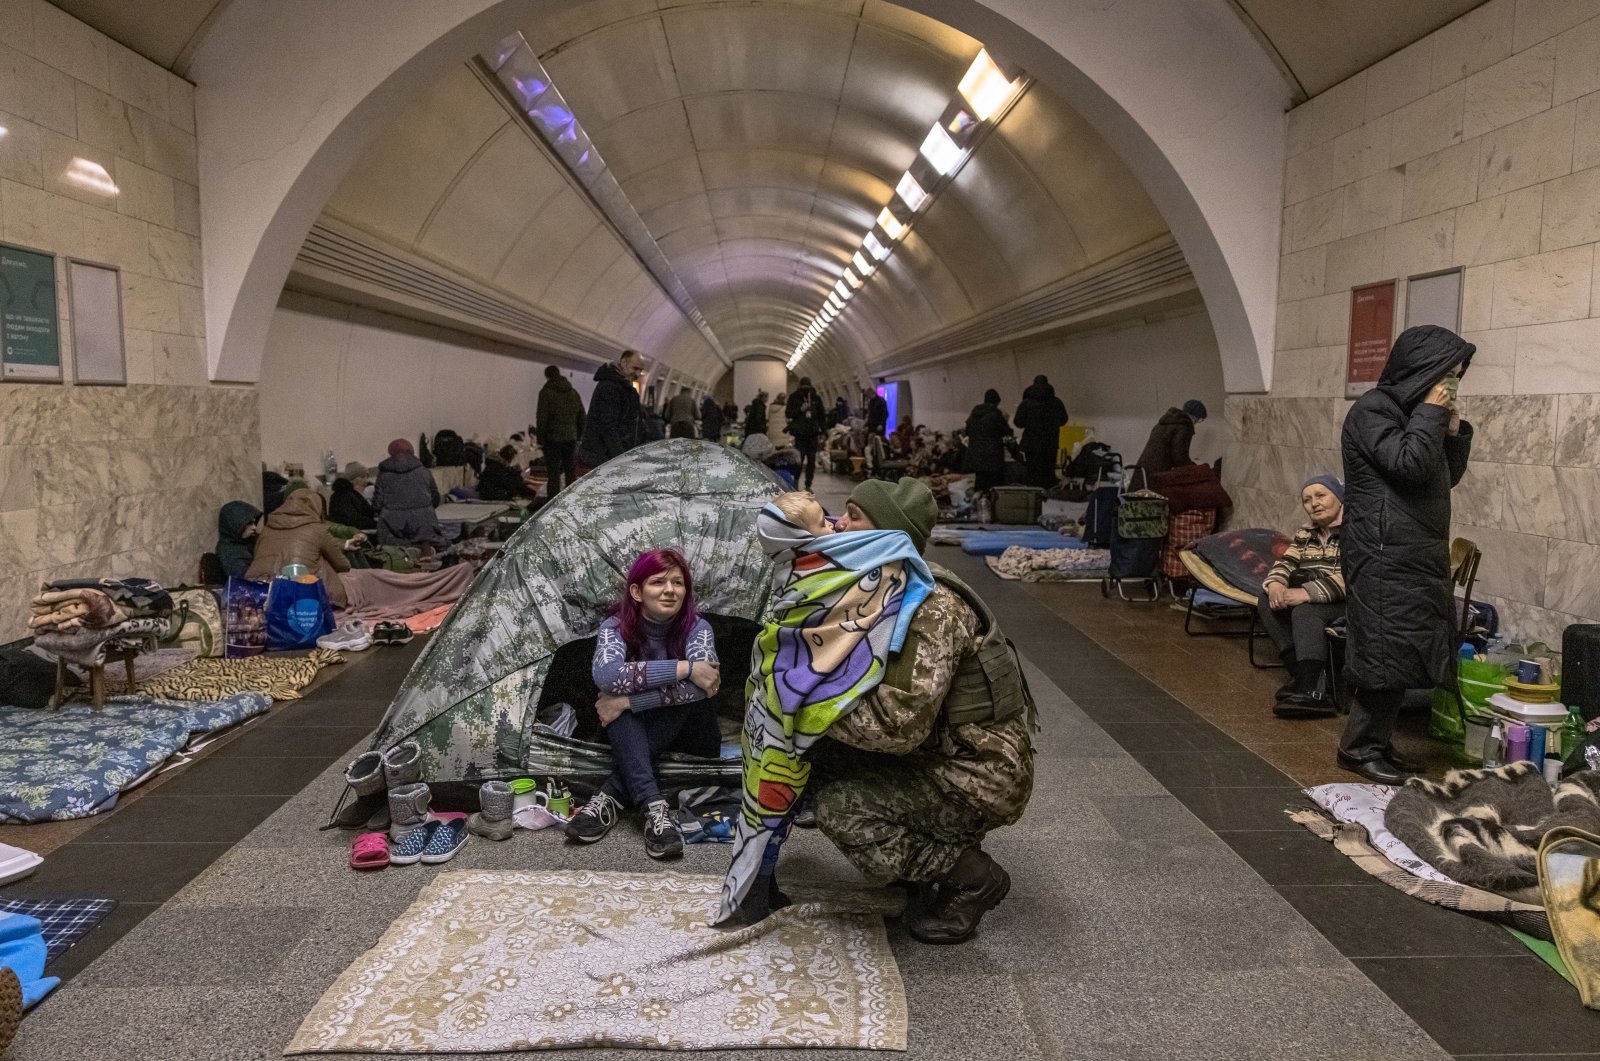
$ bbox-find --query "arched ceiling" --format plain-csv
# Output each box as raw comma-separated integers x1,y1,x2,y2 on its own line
306,0,1174,384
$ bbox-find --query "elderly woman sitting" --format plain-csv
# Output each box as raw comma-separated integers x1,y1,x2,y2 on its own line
1261,474,1346,718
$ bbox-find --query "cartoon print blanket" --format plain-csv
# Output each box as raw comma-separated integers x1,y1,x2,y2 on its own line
714,504,933,923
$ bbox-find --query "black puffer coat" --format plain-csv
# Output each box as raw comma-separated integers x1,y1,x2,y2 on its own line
1341,325,1475,692
577,362,642,467
963,401,1012,476
1014,381,1068,453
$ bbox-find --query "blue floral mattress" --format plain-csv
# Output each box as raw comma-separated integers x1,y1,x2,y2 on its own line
0,693,272,823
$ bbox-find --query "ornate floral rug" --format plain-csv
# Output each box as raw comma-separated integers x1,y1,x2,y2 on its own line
285,870,908,1054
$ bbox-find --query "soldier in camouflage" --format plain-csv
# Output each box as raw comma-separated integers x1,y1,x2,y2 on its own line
817,477,1035,945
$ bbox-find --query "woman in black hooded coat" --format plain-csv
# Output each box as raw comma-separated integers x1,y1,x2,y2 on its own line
1338,325,1474,783
963,388,1013,492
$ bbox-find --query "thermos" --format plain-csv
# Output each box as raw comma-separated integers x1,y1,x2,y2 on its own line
1506,724,1530,764
1527,725,1547,765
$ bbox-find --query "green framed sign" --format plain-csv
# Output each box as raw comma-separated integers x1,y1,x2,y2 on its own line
0,241,62,381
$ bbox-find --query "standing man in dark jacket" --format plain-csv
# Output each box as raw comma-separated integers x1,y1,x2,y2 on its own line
700,395,724,442
785,377,826,489
537,365,586,496
1013,375,1068,488
1136,399,1206,474
743,390,769,437
1338,326,1474,783
866,389,889,438
964,389,1013,492
577,349,644,473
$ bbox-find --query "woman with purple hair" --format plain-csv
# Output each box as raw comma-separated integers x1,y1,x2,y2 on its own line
565,547,721,859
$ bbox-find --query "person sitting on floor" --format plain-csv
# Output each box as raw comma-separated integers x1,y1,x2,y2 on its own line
246,488,363,607
215,500,262,578
564,548,721,861
329,462,376,530
1260,474,1346,718
476,445,536,502
373,438,444,549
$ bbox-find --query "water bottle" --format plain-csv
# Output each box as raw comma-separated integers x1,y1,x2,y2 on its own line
1560,705,1588,763
1482,721,1505,768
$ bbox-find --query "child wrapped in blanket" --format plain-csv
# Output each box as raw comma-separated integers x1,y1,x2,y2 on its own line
714,490,934,925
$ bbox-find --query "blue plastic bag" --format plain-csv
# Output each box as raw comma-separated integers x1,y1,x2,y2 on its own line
264,577,334,651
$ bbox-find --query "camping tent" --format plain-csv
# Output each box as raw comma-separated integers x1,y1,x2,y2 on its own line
367,440,783,782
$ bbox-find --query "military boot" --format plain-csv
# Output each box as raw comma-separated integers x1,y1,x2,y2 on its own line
906,848,1011,945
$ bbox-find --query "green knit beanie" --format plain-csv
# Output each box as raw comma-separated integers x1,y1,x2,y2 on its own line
849,477,937,553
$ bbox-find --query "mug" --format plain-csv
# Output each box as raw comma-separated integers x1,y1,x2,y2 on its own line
1517,659,1542,684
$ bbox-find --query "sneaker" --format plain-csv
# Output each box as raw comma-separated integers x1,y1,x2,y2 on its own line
389,822,434,866
373,621,415,646
564,791,620,844
643,799,683,861
420,817,468,864
317,619,373,652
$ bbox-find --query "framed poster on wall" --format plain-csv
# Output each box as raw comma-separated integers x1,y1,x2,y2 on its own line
0,241,62,381
1346,280,1396,399
1405,268,1463,332
67,259,126,385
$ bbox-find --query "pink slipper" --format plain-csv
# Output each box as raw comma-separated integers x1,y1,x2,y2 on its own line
350,831,390,871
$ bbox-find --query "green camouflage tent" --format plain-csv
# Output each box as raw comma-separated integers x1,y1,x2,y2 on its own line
369,439,783,782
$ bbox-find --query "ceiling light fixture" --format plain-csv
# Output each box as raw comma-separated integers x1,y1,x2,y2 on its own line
959,49,1021,122
876,207,907,241
918,123,963,176
863,231,891,262
852,251,875,277
844,268,863,290
896,172,929,212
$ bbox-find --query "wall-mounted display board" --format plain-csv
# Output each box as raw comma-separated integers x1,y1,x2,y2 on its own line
0,241,61,381
67,259,126,385
1346,279,1396,399
1405,268,1464,333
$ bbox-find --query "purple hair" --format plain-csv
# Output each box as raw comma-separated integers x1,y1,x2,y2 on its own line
610,548,699,658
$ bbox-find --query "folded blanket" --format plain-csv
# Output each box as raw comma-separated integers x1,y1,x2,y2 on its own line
28,589,125,632
32,617,169,668
715,505,934,924
42,577,172,615
1385,763,1600,903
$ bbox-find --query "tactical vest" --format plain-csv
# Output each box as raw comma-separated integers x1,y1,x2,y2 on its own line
931,566,1035,728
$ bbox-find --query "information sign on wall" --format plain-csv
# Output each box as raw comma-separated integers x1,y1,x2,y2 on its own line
1346,280,1396,399
0,241,62,381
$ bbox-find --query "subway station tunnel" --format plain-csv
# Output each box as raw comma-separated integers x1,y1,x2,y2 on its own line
3,0,1600,1057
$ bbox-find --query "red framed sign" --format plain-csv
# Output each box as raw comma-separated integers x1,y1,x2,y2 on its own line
1346,280,1396,398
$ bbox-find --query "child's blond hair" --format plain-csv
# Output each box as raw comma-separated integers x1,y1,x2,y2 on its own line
772,490,818,523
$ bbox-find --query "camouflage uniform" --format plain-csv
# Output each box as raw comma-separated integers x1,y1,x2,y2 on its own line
811,579,1036,884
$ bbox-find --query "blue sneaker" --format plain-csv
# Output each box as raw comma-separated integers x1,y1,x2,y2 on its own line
389,822,435,866
420,817,468,864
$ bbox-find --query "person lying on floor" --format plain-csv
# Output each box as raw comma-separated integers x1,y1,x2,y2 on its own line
564,548,721,860
714,490,935,927
1260,474,1346,719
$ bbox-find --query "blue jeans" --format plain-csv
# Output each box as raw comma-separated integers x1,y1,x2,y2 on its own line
601,700,721,806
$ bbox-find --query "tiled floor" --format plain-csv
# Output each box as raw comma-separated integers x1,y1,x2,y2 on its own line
3,475,1597,1058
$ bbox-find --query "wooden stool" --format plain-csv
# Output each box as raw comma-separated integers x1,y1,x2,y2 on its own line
49,646,139,709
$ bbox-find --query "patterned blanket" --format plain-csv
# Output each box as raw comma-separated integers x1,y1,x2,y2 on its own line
106,650,342,702
715,506,933,924
0,693,272,822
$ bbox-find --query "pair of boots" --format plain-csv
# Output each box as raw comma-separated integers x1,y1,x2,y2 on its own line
334,741,423,830
467,781,514,841
904,847,1011,945
1274,657,1335,718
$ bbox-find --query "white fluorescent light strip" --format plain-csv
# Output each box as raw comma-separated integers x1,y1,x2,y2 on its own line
64,157,118,196
959,49,1019,122
852,251,874,276
919,122,963,176
844,268,863,289
876,207,907,241
863,232,890,261
834,279,851,300
896,171,929,212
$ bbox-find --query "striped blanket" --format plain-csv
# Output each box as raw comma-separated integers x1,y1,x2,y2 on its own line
714,505,933,924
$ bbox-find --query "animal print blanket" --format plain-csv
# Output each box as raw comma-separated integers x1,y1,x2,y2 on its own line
1384,763,1600,903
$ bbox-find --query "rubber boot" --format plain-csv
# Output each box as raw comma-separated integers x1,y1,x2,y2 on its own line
468,780,515,841
382,740,422,789
906,848,1011,945
329,749,387,829
387,782,432,841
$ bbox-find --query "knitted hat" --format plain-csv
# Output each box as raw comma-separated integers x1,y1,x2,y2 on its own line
849,477,938,554
1182,399,1208,421
1301,473,1344,504
388,438,414,458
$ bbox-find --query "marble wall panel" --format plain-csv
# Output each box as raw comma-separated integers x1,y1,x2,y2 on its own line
1575,89,1600,171
1490,244,1593,326
1461,40,1556,138
0,509,42,578
1324,230,1388,293
1366,37,1434,120
1454,460,1508,527
1546,537,1600,616
1455,521,1550,605
1555,392,1600,466
1477,101,1575,197
1514,317,1600,392
1554,465,1600,542
1474,590,1584,645
1459,393,1558,462
1540,164,1600,251
1279,247,1327,303
1459,327,1518,395
1502,462,1567,536
1390,82,1467,166
1402,140,1481,220
1552,11,1600,104
1454,185,1544,265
